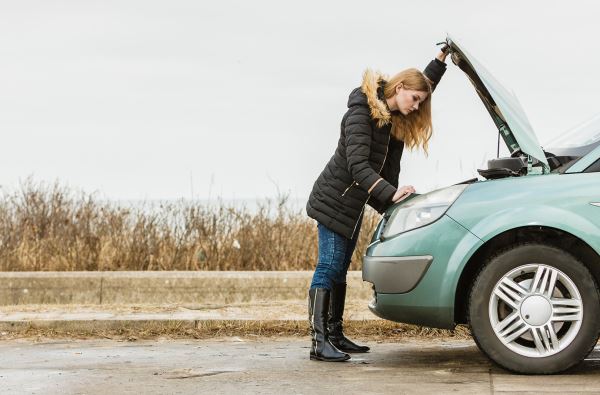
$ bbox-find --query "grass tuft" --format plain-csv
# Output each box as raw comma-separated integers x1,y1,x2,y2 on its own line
0,321,472,341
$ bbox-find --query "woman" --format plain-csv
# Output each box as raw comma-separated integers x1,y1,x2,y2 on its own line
305,47,449,362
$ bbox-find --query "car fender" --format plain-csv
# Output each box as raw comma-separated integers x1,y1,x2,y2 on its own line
448,205,600,255
436,216,484,318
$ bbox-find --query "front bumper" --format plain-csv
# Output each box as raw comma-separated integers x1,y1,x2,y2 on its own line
362,255,433,293
362,214,483,329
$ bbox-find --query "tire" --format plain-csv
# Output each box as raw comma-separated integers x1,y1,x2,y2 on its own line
468,243,600,374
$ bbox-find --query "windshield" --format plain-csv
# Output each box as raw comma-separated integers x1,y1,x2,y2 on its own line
546,113,600,149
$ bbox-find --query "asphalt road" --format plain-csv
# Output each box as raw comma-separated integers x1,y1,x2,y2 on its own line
1,337,600,394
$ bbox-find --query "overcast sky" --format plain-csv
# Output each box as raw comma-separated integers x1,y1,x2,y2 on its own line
1,0,599,201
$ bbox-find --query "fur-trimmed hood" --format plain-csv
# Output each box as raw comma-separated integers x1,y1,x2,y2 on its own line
347,69,392,128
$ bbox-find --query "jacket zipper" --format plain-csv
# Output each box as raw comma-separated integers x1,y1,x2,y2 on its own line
349,133,391,240
341,181,357,197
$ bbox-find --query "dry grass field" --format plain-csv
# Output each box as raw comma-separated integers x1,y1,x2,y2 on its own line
0,180,380,271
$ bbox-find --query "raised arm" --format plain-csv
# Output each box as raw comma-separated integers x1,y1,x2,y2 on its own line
423,46,449,92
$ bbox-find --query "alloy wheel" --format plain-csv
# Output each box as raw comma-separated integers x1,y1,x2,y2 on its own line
489,263,583,358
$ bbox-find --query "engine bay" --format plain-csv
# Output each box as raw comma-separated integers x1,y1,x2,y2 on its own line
477,151,580,180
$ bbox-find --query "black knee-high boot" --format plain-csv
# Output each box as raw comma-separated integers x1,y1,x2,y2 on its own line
308,288,350,362
328,282,370,353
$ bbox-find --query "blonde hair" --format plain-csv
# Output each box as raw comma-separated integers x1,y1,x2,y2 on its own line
383,68,433,153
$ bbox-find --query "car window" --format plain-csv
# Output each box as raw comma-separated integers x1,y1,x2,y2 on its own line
584,158,600,173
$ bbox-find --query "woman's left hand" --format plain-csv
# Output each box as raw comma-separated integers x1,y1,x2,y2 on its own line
436,48,449,63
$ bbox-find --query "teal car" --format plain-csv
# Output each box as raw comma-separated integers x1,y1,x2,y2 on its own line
362,35,600,374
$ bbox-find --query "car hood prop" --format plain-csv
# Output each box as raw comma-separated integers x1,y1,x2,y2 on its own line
446,34,550,174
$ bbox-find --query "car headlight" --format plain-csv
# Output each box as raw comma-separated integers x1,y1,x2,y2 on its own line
381,184,468,239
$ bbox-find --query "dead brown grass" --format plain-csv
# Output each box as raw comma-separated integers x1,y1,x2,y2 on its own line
0,179,379,271
0,321,472,341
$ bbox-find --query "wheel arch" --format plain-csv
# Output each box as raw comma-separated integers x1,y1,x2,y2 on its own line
454,226,600,324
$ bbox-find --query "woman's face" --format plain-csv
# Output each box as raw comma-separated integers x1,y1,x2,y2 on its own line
394,86,428,116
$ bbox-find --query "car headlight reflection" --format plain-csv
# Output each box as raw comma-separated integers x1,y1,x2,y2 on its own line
382,184,468,239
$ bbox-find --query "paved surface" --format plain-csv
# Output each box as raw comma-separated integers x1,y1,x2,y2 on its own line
2,338,600,394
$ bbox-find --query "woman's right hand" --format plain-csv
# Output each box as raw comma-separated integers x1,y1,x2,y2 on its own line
392,185,415,203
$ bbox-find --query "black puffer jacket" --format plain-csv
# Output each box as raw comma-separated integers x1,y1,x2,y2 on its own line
306,59,446,240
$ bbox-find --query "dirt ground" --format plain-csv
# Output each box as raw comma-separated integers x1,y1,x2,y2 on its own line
0,302,472,340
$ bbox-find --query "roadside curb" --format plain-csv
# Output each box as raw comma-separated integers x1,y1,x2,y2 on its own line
0,271,372,305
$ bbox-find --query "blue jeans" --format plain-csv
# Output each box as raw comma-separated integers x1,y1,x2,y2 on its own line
310,218,362,290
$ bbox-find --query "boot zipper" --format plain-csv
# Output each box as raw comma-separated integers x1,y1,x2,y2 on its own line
312,289,318,354
349,133,391,240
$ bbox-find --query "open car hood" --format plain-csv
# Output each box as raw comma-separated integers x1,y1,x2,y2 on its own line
447,34,550,172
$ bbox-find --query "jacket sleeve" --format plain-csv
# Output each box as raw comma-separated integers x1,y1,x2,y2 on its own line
344,105,397,205
423,58,447,92
367,139,403,214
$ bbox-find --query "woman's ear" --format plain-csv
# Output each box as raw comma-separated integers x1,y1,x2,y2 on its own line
395,83,403,94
